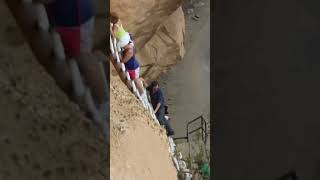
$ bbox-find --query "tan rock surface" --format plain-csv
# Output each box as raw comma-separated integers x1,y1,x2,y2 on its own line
137,6,185,80
111,0,185,81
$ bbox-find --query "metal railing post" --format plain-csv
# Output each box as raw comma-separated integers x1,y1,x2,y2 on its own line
205,117,208,144
186,124,189,142
201,115,204,142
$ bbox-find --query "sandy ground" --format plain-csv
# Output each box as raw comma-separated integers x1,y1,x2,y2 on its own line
0,2,107,180
159,0,210,138
110,66,178,180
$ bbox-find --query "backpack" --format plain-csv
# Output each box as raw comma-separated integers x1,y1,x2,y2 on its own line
165,105,169,115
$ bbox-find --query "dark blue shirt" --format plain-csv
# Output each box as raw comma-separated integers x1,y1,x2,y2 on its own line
150,88,165,110
47,0,94,27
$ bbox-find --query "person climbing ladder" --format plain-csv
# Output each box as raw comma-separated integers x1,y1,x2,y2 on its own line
120,42,147,99
110,12,147,104
146,81,174,136
109,13,145,97
37,0,108,141
110,12,134,48
41,0,108,106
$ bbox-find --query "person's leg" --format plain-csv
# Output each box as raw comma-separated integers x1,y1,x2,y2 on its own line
156,107,166,125
128,67,145,95
126,70,136,90
80,16,94,53
134,78,144,95
55,27,81,58
76,53,107,105
163,119,175,136
78,17,108,105
134,76,150,106
156,107,174,135
156,114,165,125
55,26,83,101
132,67,145,95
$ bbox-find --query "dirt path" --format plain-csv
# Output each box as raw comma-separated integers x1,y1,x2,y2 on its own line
159,0,210,138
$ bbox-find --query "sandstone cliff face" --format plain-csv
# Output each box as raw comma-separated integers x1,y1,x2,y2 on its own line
111,0,185,81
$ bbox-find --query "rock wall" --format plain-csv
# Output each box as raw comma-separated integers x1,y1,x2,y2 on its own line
111,0,185,81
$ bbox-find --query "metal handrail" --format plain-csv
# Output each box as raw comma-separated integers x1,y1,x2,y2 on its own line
187,115,207,143
173,115,209,160
175,115,208,143
188,115,208,160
